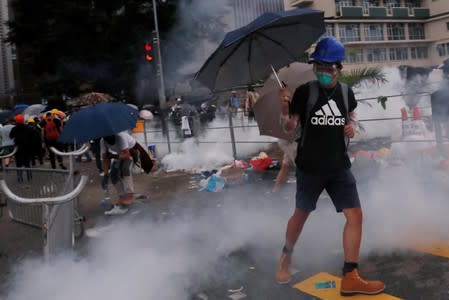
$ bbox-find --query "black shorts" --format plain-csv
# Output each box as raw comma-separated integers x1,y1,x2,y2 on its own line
295,168,360,213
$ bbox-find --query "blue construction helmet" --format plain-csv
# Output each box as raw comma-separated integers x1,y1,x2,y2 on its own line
310,37,345,64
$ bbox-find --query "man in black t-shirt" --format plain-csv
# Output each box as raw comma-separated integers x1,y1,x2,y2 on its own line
275,37,385,296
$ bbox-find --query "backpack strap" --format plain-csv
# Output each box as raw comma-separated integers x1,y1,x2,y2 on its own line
340,82,350,149
299,80,319,148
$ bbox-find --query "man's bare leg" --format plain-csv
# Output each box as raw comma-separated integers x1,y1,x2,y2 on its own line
276,208,310,284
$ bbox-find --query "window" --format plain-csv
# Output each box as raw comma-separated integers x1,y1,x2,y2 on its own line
336,0,355,15
364,24,384,41
389,47,409,60
325,23,335,38
366,48,387,62
409,23,425,40
410,47,428,59
387,23,405,40
385,0,400,14
437,44,446,57
338,24,360,42
361,0,380,14
405,0,421,14
446,22,449,31
346,48,364,63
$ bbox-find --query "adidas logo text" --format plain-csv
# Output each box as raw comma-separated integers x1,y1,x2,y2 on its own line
311,115,345,126
311,99,346,126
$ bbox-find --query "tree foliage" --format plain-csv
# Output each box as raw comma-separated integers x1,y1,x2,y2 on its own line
7,0,179,98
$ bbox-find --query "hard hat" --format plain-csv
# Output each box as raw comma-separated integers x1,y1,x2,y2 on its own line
310,37,345,64
14,114,25,124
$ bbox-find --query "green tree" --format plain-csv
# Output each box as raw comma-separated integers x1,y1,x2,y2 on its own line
6,0,179,99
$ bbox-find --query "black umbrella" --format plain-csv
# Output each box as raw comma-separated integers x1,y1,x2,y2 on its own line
194,8,325,92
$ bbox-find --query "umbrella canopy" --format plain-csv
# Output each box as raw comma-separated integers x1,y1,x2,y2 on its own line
139,109,154,120
194,8,324,91
14,103,29,110
23,104,47,119
253,62,316,141
73,92,114,107
58,102,138,144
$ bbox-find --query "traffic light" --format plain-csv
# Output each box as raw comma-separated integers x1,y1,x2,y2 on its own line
144,42,153,62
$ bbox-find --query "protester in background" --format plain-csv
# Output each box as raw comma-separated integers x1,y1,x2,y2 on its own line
276,37,385,296
9,114,35,181
228,90,240,114
431,58,449,156
0,121,15,168
101,131,137,216
244,86,260,122
40,111,66,169
90,138,104,176
272,139,297,193
26,117,45,166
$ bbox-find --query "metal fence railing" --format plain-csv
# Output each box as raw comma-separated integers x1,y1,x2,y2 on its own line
0,145,89,259
134,91,447,159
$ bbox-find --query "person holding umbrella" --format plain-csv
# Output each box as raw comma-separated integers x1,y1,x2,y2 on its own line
101,131,137,215
275,37,385,296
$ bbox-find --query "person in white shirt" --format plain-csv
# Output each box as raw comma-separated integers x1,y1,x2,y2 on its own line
101,131,137,215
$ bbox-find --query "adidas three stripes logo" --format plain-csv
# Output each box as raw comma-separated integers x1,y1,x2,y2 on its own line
311,100,346,126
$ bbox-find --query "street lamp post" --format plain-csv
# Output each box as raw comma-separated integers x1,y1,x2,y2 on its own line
152,0,166,109
151,0,171,153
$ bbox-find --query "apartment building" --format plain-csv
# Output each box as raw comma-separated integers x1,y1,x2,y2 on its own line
0,0,15,97
284,0,449,70
232,0,285,28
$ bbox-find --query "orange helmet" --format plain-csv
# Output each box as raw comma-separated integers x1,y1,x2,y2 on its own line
14,114,25,124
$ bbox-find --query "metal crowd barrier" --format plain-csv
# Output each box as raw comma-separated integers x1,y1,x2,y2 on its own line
0,145,89,259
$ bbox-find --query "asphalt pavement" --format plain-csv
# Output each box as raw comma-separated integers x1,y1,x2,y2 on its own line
1,163,449,299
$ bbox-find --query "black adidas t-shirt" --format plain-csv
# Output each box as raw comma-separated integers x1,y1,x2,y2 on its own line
289,81,357,172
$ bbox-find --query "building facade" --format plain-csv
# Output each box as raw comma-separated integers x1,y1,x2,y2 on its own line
0,0,15,99
284,0,449,70
232,0,285,28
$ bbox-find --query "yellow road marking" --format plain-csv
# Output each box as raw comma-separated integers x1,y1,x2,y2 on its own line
410,239,449,259
293,272,401,300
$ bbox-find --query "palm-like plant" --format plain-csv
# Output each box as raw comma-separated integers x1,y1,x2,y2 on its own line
339,66,387,89
339,66,388,133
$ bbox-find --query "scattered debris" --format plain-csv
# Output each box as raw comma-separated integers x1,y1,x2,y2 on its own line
196,292,208,300
85,224,115,238
228,287,244,293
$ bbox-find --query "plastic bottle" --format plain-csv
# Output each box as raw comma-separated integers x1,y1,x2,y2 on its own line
314,280,336,289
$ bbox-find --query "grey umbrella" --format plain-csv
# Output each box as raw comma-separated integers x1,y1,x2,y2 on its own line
194,8,324,92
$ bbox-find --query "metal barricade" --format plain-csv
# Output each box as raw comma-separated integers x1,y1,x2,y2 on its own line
0,170,87,258
0,145,89,258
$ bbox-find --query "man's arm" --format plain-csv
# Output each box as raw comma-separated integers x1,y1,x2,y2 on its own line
344,111,356,138
279,88,299,133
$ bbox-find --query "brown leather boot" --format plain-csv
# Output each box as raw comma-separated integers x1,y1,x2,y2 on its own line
340,269,385,296
275,253,292,284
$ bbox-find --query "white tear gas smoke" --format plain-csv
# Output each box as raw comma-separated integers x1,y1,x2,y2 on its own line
159,116,276,171
5,191,291,300
7,62,449,299
134,0,234,104
352,67,442,140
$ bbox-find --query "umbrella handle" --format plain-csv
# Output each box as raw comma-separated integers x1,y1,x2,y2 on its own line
270,65,286,88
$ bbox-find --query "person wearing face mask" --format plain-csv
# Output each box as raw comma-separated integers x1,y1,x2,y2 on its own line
275,37,385,296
